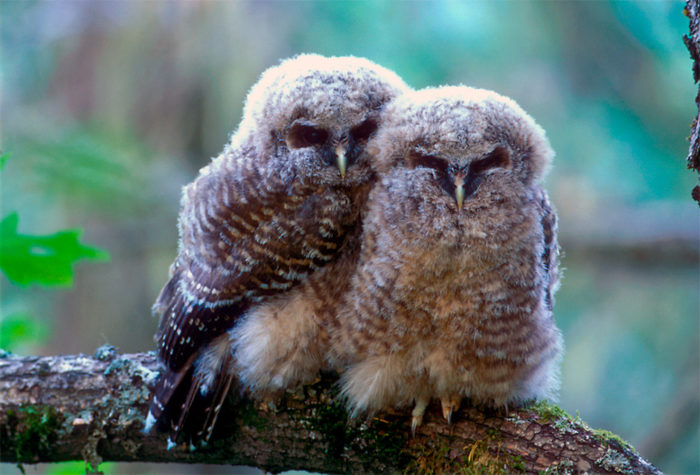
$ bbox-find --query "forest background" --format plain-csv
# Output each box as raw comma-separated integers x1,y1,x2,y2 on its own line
1,1,697,473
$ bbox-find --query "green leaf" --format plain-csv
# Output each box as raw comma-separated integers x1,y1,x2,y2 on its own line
0,152,9,170
44,461,114,475
0,311,49,351
0,213,109,287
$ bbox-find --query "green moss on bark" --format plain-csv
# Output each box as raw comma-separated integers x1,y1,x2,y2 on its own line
3,405,64,463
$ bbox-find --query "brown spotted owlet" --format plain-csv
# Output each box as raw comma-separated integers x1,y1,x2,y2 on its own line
146,54,409,445
326,86,563,432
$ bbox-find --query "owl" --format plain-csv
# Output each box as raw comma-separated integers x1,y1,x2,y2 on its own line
326,86,563,432
146,54,409,445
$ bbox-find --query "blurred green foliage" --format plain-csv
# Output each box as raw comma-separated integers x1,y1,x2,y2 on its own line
0,153,108,352
15,127,158,216
0,212,108,287
44,461,114,475
0,311,49,352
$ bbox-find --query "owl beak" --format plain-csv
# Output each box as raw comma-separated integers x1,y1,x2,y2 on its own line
454,173,465,210
335,144,347,179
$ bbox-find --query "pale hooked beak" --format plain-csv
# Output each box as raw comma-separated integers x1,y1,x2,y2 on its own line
335,143,347,179
454,173,465,210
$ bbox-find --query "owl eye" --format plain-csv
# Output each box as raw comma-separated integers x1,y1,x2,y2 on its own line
287,123,329,149
471,146,511,175
350,118,378,142
412,153,449,175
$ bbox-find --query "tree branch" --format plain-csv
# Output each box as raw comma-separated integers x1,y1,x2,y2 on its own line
0,347,659,473
684,0,700,205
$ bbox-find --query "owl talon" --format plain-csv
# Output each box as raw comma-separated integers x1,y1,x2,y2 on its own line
410,415,421,437
440,396,461,424
410,397,429,436
441,403,452,424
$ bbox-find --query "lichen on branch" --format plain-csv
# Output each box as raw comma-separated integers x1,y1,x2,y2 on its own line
0,348,660,473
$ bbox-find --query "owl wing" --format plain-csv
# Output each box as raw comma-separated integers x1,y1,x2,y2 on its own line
149,145,360,441
536,187,560,311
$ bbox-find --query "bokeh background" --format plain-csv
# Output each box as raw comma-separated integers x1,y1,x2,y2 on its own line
1,1,698,473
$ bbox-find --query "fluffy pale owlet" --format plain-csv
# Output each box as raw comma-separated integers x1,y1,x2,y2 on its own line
146,54,409,445
327,86,563,431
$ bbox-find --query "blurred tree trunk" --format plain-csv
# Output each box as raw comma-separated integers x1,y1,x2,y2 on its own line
684,0,700,205
1,349,660,474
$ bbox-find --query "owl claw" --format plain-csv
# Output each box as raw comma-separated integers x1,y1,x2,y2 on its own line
440,396,461,424
410,397,429,436
441,404,453,424
410,415,421,437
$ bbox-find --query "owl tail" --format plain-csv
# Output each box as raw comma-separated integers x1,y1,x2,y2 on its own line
145,352,235,448
144,356,195,445
188,353,236,444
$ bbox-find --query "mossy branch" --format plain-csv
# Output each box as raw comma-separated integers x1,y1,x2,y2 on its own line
0,347,660,474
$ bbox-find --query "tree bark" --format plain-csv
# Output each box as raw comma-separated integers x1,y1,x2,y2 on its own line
0,347,660,474
684,0,700,205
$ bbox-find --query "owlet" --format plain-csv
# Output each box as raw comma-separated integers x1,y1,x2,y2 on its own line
146,54,409,445
328,86,563,432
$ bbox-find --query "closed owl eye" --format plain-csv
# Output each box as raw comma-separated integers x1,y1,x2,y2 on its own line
350,118,378,142
287,122,329,149
470,145,511,175
409,153,454,197
411,153,449,174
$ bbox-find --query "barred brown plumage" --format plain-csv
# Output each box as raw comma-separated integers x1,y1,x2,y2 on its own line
146,54,409,445
323,86,564,433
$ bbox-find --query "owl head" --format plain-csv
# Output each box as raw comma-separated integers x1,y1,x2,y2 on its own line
363,86,554,246
236,54,410,186
370,86,553,208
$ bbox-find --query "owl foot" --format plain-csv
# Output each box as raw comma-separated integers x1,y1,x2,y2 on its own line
440,396,461,424
410,396,430,436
